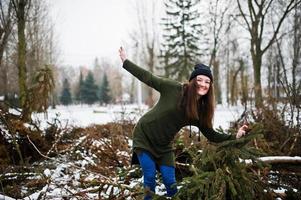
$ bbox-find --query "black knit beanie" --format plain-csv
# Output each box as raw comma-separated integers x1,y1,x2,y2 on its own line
189,63,213,81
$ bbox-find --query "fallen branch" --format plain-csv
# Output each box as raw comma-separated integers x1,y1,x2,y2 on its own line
26,134,137,193
27,135,54,161
258,156,301,164
176,156,301,168
244,156,301,165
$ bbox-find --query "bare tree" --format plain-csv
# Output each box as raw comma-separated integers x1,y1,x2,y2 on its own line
290,5,301,110
230,59,244,105
0,0,13,97
221,25,245,106
10,0,58,119
27,0,47,76
207,0,231,67
11,0,31,119
240,59,249,105
237,0,301,107
216,3,249,106
273,4,301,127
130,0,161,107
107,66,123,104
259,3,301,155
206,0,232,104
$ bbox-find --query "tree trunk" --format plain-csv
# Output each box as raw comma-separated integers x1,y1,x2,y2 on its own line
14,0,29,120
237,0,300,108
2,54,8,97
230,64,243,106
251,52,263,107
276,60,281,99
240,60,248,105
246,156,301,165
230,69,237,106
226,44,230,105
212,58,222,104
146,44,155,107
292,5,301,107
130,77,135,104
0,1,12,97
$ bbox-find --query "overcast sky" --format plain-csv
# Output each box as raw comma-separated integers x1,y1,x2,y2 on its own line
48,0,137,67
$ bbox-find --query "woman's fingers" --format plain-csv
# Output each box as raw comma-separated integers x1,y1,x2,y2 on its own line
242,124,248,130
236,125,249,139
236,123,252,139
119,46,126,62
236,131,244,139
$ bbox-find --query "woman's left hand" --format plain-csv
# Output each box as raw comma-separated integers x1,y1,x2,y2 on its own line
236,124,249,139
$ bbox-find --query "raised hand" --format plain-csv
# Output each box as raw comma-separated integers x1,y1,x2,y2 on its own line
119,46,127,63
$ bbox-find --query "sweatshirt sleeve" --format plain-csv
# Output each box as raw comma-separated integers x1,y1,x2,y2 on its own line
123,59,163,92
198,126,235,143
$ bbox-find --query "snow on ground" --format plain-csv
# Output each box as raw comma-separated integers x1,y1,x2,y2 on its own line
1,104,246,199
213,104,244,129
2,104,300,199
31,104,149,129
31,103,243,130
0,194,15,200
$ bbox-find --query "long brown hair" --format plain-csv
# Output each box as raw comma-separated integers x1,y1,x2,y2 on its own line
180,78,215,128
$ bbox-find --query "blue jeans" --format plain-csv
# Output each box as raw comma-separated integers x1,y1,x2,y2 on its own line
137,151,177,200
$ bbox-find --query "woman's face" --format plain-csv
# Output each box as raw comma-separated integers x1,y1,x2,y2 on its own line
195,75,211,96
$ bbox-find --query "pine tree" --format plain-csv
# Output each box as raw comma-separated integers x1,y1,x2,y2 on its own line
160,0,203,82
99,73,111,105
82,71,98,105
173,132,269,200
75,71,84,104
60,78,72,105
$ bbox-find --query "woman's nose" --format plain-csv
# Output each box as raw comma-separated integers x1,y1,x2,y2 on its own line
199,81,206,86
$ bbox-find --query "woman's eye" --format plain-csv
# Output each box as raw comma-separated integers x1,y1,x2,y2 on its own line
197,79,210,85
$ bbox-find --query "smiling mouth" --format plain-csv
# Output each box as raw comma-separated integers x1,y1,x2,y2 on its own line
198,86,207,90
198,87,209,93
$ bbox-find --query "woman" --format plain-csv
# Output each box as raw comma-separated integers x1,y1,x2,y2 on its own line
118,47,248,199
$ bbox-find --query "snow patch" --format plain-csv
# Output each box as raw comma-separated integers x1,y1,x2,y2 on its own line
44,168,51,177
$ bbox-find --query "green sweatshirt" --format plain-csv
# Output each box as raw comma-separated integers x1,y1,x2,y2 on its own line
123,60,234,167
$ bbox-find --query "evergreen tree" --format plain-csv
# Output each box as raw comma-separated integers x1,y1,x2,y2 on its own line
75,71,84,103
60,78,72,105
82,71,98,104
173,132,269,200
99,73,111,105
161,0,203,82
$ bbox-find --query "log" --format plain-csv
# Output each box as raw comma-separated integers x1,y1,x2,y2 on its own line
258,156,301,164
244,156,301,165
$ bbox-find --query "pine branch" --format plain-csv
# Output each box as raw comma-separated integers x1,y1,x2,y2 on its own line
175,131,269,199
